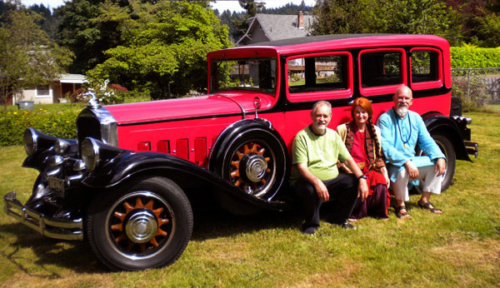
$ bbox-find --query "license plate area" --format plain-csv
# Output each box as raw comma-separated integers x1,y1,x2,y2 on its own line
48,176,65,195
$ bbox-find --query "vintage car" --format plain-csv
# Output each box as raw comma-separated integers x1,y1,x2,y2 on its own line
4,34,478,271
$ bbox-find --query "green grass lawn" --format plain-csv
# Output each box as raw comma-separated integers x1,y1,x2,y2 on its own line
0,111,499,287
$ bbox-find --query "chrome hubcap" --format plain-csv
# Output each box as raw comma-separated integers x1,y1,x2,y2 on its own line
125,211,158,243
243,155,268,183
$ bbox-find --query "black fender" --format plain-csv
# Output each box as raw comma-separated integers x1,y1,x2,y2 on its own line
82,151,291,212
421,112,471,161
209,118,280,170
208,118,290,201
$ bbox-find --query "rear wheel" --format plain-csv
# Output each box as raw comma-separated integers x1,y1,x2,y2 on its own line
416,134,456,192
87,177,193,271
433,134,456,191
216,128,287,201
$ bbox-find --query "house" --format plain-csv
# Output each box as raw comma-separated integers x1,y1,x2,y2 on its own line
15,73,87,104
236,12,314,46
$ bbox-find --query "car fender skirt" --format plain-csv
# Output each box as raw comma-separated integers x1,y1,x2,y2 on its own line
82,152,291,212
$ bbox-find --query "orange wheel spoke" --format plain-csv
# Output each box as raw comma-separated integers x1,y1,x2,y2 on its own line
258,148,265,155
123,202,134,213
156,228,167,237
231,160,240,169
115,233,127,244
153,207,164,217
236,151,243,159
261,179,266,184
158,217,169,226
135,197,144,209
114,211,126,222
243,144,250,154
250,143,258,153
139,243,146,253
234,179,242,187
111,223,123,232
145,199,154,210
149,237,159,247
230,170,240,178
265,157,270,162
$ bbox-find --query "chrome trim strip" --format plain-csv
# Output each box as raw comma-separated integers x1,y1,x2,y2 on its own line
4,191,83,241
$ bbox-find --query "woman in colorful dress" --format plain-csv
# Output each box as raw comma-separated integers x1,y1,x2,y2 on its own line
337,97,390,220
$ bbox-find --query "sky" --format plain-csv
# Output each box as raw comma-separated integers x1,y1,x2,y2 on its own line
20,0,316,13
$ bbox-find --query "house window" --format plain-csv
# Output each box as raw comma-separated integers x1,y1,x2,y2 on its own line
36,85,51,97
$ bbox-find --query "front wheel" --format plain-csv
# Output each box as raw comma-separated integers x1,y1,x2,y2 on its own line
87,177,193,271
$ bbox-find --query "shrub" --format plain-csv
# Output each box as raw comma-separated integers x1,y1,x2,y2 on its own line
451,77,488,112
0,108,79,146
451,47,500,68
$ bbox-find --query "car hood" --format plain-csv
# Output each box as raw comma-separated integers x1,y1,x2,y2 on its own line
104,91,275,125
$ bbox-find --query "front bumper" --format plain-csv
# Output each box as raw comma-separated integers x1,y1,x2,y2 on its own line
4,191,83,241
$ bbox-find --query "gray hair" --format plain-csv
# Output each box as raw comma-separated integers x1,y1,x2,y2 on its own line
311,101,332,115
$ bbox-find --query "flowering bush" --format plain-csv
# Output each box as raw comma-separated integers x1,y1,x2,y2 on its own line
0,108,79,146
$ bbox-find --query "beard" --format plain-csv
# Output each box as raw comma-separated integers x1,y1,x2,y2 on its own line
396,105,409,118
313,123,327,134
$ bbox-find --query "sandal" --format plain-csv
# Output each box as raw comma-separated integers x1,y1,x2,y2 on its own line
418,201,442,214
395,206,411,219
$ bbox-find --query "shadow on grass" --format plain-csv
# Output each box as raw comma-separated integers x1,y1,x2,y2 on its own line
0,223,108,274
191,207,303,241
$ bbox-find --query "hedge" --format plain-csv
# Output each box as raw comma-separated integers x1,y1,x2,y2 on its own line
0,108,79,146
451,47,500,68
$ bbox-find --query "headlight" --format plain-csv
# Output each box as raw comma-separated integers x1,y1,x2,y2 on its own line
24,128,37,157
81,138,100,172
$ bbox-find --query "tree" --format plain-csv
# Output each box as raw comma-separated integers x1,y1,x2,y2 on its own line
311,0,366,35
473,11,500,47
0,2,73,105
87,0,230,99
232,0,264,39
56,0,125,74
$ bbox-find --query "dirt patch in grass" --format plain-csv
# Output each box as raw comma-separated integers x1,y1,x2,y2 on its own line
289,259,361,287
429,239,500,285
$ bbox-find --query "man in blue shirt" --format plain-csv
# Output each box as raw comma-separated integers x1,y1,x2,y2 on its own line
377,85,446,219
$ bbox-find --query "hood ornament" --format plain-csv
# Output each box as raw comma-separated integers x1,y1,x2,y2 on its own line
85,91,101,109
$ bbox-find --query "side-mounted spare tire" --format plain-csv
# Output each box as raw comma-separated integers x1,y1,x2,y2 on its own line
86,177,193,271
211,121,288,202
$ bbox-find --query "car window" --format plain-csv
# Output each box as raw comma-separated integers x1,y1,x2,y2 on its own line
409,48,443,90
288,54,349,94
360,51,402,87
211,58,277,95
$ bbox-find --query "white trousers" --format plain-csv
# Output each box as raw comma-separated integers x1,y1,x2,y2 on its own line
391,165,444,202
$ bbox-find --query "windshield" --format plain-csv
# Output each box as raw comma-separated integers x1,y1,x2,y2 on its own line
210,58,277,95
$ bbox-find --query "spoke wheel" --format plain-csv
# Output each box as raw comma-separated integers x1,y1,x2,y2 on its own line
107,192,173,257
87,177,192,271
228,142,273,197
217,128,287,201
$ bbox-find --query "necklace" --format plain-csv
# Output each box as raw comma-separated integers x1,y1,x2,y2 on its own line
396,113,412,149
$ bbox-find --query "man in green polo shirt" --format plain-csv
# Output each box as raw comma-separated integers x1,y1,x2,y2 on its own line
291,101,369,235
